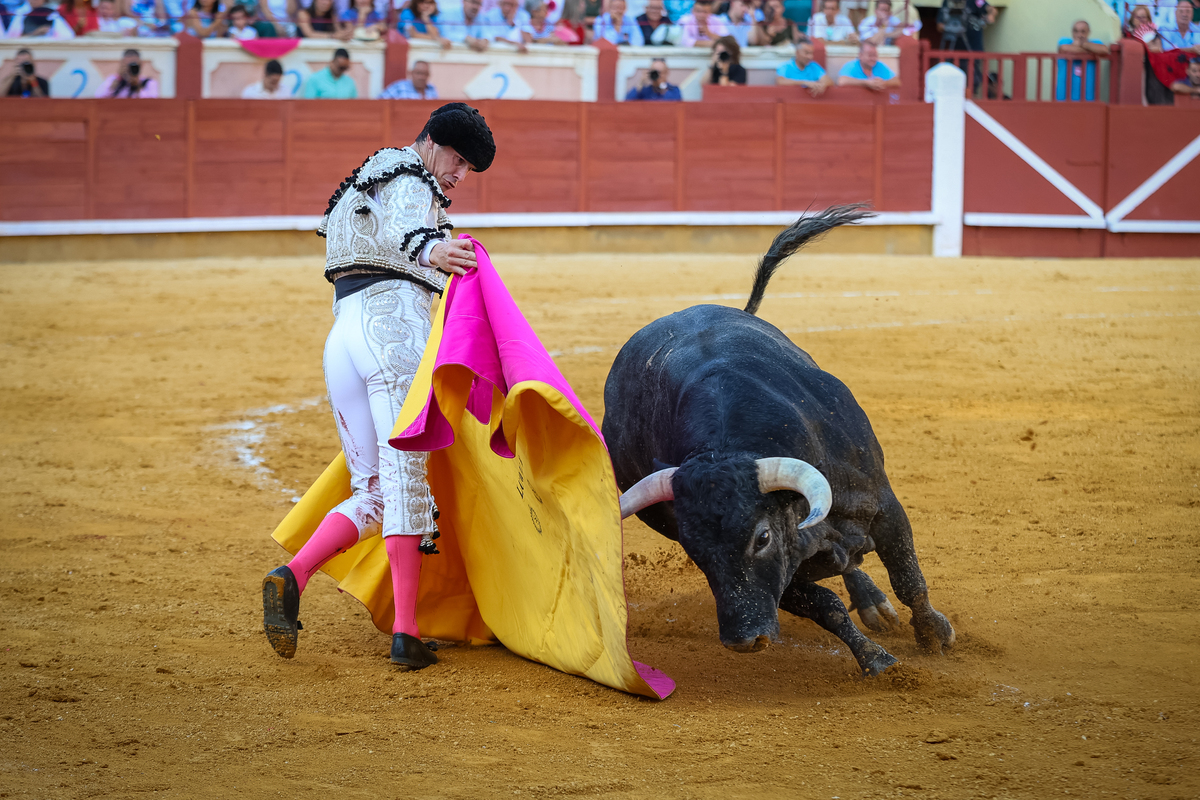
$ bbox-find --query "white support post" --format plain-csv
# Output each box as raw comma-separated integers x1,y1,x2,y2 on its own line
925,63,966,258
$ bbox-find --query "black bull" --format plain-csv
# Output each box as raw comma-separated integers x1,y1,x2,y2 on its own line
602,206,955,676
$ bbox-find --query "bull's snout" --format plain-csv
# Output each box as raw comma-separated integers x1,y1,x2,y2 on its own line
722,634,771,654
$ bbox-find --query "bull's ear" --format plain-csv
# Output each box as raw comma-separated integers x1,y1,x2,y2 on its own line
651,457,678,472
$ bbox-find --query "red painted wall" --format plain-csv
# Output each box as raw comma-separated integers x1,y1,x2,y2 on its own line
0,98,932,221
962,101,1200,258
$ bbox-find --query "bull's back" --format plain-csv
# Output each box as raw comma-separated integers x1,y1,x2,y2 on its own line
603,305,879,482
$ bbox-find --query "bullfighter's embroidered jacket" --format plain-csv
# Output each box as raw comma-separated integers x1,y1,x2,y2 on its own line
319,147,454,294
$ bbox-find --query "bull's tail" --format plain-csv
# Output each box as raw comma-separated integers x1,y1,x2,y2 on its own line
743,204,874,316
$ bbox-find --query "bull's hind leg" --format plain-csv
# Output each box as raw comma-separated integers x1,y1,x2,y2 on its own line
780,580,898,677
843,568,901,632
871,498,955,653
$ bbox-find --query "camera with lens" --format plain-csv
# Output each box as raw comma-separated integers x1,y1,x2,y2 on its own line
648,68,660,82
20,61,35,76
941,0,967,37
129,62,141,76
718,50,731,62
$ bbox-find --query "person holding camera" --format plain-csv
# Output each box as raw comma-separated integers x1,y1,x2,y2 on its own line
709,36,747,85
626,57,683,100
5,50,50,98
937,0,995,52
96,50,159,98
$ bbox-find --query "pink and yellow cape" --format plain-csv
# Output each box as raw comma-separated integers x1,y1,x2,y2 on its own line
271,237,674,700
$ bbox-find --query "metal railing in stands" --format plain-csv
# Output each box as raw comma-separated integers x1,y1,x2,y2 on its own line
921,48,1122,104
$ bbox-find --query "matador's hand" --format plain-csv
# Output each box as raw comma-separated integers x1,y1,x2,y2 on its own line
430,239,477,276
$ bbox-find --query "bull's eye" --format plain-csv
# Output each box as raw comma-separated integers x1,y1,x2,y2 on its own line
755,529,771,551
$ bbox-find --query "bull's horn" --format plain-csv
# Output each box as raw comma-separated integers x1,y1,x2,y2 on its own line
619,468,677,519
756,457,832,529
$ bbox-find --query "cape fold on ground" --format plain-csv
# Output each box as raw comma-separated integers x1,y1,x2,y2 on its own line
271,236,674,700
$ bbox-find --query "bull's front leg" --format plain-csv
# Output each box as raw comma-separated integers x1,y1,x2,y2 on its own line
843,568,901,632
871,498,956,653
779,580,898,677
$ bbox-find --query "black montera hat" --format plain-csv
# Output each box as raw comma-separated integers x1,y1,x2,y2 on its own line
422,103,496,173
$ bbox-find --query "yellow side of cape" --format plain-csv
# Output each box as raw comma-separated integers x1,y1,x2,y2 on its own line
271,283,659,698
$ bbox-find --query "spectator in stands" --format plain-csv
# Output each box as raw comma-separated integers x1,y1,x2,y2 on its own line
842,0,867,29
1056,19,1110,101
776,37,831,96
440,0,488,50
553,0,587,44
708,35,745,84
583,0,601,32
242,58,287,97
5,48,49,96
57,0,99,35
637,0,673,46
97,49,158,96
185,0,226,36
96,0,140,34
1125,4,1161,49
482,0,532,49
298,0,350,39
717,0,753,48
226,3,259,36
859,0,918,46
1160,0,1200,54
379,58,439,97
401,0,443,42
523,0,557,43
258,0,294,37
751,0,798,45
125,0,170,37
679,0,728,47
837,40,899,90
593,0,644,45
1171,55,1200,94
626,56,682,99
807,0,857,44
937,0,994,53
5,0,76,37
302,47,358,96
341,0,384,38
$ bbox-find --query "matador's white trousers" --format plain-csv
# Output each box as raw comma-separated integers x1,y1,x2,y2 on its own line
323,279,437,540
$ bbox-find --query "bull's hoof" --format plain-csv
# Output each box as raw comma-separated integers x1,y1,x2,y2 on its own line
723,635,771,654
861,650,900,678
912,609,956,654
857,597,901,632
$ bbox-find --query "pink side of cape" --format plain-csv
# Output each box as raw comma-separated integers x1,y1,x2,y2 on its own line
390,236,675,701
391,235,601,456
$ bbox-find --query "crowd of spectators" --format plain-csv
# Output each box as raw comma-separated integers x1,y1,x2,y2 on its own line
3,0,923,99
1116,0,1200,104
1,0,923,47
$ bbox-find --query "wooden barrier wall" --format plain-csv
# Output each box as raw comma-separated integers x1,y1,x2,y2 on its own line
963,102,1200,258
0,99,934,222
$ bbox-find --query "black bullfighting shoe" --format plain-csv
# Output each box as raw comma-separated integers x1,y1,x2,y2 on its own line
390,632,439,670
262,565,302,659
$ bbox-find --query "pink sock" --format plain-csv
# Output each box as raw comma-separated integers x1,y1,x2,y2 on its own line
287,512,359,594
386,535,423,637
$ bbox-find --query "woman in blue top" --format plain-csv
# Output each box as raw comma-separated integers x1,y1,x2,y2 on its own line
341,0,385,39
400,0,442,40
184,0,226,37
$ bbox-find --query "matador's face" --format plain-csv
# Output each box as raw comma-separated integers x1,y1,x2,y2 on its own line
426,143,473,192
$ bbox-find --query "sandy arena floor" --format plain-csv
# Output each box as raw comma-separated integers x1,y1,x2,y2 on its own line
1,249,1198,799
